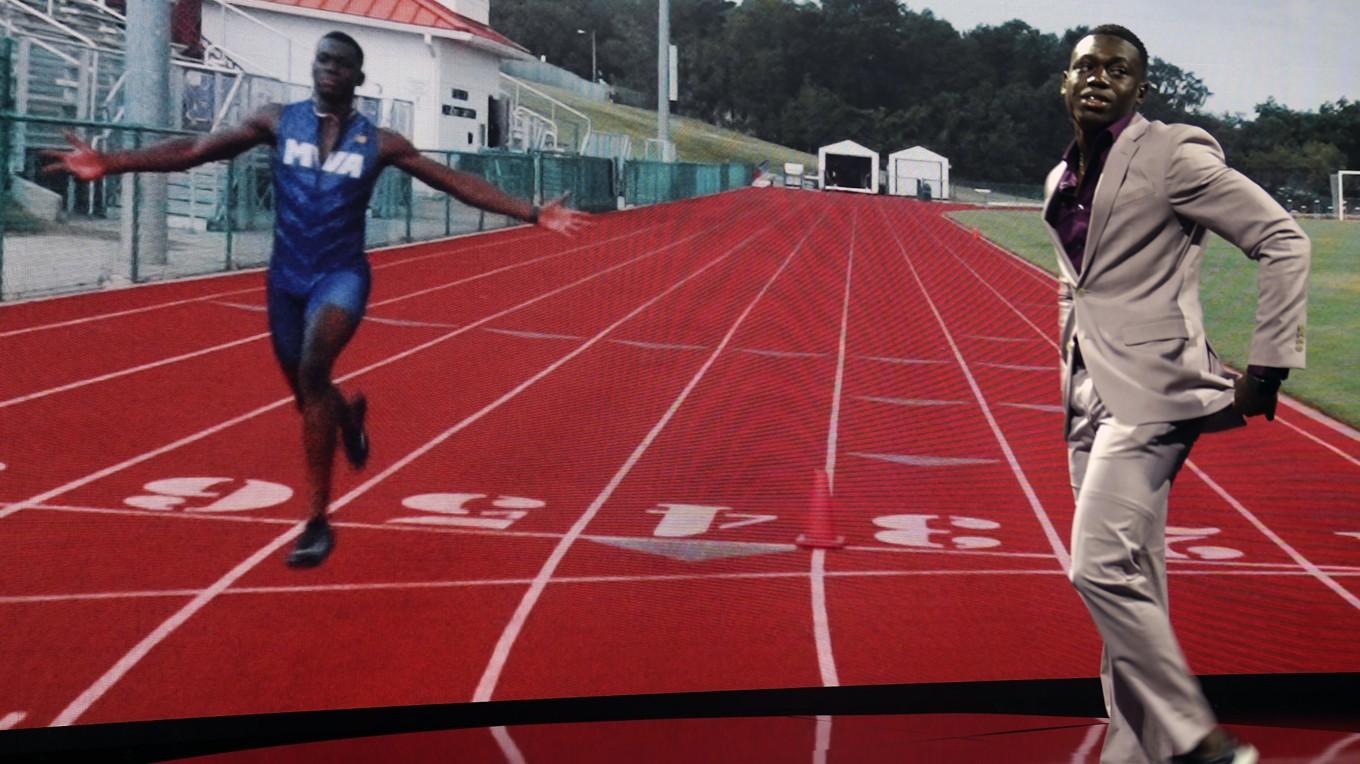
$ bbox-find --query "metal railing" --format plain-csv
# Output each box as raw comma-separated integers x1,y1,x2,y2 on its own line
200,0,295,80
1,111,758,301
498,73,591,154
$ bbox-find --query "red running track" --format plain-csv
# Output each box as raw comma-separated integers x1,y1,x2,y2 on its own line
0,189,1357,738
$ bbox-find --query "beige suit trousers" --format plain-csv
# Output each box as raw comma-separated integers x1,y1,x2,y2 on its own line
1067,363,1218,763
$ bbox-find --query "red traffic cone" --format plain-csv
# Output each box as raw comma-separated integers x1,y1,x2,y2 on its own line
971,227,981,240
797,469,845,549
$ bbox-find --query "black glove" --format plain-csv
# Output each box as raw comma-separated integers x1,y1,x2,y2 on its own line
1233,373,1280,421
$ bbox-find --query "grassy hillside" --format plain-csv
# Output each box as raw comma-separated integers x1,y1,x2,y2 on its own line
510,80,816,167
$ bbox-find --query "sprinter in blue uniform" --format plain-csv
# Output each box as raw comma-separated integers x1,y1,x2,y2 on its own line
46,31,589,567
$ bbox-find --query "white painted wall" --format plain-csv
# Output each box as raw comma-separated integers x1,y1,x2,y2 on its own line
204,7,503,151
435,39,501,151
887,147,951,199
433,0,490,25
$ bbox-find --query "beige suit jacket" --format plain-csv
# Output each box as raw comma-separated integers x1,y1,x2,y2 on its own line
1044,113,1310,430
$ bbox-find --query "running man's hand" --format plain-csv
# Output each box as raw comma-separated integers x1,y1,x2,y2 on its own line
1233,373,1280,421
537,193,591,236
41,131,109,181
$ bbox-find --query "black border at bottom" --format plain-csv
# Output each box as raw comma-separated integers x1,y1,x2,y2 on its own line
2,672,1356,762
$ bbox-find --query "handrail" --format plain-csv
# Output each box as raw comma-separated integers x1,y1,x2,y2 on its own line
70,0,124,21
0,110,197,136
99,69,125,113
512,105,559,151
201,38,267,76
0,0,96,47
205,0,294,81
499,73,591,153
0,19,80,64
210,71,244,131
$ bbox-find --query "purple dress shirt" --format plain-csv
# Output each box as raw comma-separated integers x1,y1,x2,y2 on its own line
1046,113,1134,274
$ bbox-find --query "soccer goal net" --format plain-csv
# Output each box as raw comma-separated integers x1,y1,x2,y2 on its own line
1332,171,1360,221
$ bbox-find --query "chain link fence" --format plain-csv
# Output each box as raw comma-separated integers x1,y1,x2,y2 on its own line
0,110,754,301
623,160,753,207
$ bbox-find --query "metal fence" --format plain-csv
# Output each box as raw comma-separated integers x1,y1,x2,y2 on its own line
541,153,616,213
0,111,752,301
0,115,528,301
500,60,610,104
623,160,753,207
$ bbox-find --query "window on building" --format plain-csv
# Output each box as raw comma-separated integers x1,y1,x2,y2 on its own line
442,105,477,119
450,88,469,101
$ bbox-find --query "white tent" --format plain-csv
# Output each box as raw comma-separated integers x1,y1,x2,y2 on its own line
818,140,880,194
887,146,950,200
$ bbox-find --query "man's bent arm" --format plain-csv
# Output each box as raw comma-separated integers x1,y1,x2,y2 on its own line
1165,127,1310,372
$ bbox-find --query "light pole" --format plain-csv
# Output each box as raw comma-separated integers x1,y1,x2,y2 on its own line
658,0,669,155
576,28,596,82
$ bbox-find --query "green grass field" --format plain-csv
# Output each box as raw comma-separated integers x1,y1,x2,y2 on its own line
513,81,817,167
949,209,1360,427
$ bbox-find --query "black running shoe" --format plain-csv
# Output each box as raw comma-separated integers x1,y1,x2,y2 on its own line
1173,734,1258,764
286,516,335,568
342,394,369,470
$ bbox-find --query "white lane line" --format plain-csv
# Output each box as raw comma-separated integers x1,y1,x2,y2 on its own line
492,726,527,764
875,201,1071,571
976,362,1057,372
999,402,1065,413
856,355,946,366
925,210,1360,608
364,317,463,329
210,301,266,312
1275,417,1360,467
1186,462,1360,611
965,334,1043,343
22,501,1354,574
851,452,997,467
13,563,1360,607
808,207,857,694
814,714,832,764
49,196,814,727
472,205,827,704
854,396,967,407
0,224,664,410
951,212,1360,456
941,213,1057,290
0,287,263,338
810,549,839,687
1,590,202,604
738,348,826,359
610,339,708,352
825,208,856,489
1278,396,1360,444
0,711,27,730
0,217,737,524
1314,733,1360,764
1069,721,1105,764
0,333,269,410
483,328,584,341
367,225,668,311
0,226,551,339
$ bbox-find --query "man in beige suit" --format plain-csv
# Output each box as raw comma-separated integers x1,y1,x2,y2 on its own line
1044,24,1309,764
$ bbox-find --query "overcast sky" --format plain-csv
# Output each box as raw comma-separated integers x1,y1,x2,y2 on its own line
911,0,1358,115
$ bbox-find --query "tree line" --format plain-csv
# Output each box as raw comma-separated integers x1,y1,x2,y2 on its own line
492,0,1358,207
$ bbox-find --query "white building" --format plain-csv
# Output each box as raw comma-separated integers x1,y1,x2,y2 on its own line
818,140,879,194
204,0,531,151
887,145,950,200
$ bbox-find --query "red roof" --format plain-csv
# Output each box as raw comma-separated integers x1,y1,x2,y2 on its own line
256,0,527,53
